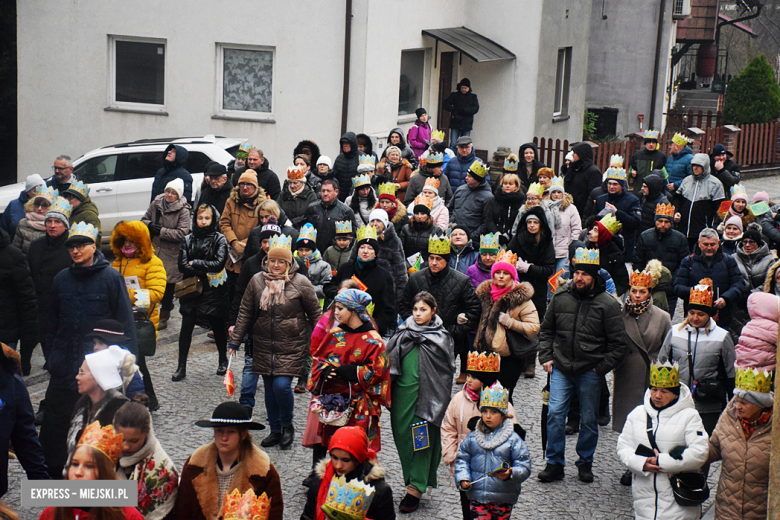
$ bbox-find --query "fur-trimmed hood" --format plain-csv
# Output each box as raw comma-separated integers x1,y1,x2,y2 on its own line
763,258,780,293
391,200,407,224
313,457,386,483
476,279,534,308
228,185,267,209
111,220,154,263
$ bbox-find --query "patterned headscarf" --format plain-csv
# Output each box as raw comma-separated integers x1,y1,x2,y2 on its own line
334,289,373,323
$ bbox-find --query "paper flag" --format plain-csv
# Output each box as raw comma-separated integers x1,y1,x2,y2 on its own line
350,275,368,292
223,354,234,397
548,268,565,291
750,201,770,217
718,200,732,214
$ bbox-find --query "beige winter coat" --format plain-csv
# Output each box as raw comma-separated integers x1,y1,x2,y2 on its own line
474,280,540,357
219,187,267,273
141,194,191,284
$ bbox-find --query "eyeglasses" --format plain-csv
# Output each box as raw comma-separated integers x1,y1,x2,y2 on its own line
67,243,91,251
742,239,757,245
238,183,254,188
52,166,71,172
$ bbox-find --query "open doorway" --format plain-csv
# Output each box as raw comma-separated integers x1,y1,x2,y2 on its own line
437,52,455,144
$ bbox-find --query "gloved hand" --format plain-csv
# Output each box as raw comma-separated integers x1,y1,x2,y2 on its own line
668,445,686,460
147,223,162,236
498,312,512,328
334,364,360,382
498,233,509,246
516,258,530,273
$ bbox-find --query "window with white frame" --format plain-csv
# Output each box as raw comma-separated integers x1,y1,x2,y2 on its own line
399,50,426,116
109,36,166,110
217,44,274,117
554,47,572,117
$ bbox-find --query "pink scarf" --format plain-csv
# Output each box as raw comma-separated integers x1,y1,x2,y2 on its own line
490,281,516,302
464,384,480,402
25,211,46,231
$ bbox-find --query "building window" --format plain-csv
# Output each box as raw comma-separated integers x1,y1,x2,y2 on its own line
216,44,274,118
554,47,572,117
110,37,166,110
399,50,426,116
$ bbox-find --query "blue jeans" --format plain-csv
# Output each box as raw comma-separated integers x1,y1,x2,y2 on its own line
449,128,472,150
546,368,601,466
262,375,294,432
239,353,259,409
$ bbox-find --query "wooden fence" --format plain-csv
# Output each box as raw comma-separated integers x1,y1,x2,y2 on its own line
735,122,779,166
666,109,722,133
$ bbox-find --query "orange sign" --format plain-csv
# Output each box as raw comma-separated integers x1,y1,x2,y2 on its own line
548,268,565,291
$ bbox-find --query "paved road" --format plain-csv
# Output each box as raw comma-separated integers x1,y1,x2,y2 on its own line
10,172,777,519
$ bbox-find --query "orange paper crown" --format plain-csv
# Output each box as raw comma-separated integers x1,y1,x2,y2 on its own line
629,270,653,289
424,177,440,190
77,421,124,464
655,203,675,219
286,166,306,181
467,351,501,373
689,278,714,307
222,489,271,520
495,250,517,266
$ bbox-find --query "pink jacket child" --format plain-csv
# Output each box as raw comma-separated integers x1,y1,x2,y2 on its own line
408,118,432,159
735,292,778,372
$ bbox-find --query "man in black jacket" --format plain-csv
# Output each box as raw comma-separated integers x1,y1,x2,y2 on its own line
151,144,193,203
709,143,740,195
628,131,666,196
564,142,602,218
443,78,479,150
303,180,357,253
537,248,627,484
0,228,38,374
245,148,280,201
197,162,234,216
333,132,365,201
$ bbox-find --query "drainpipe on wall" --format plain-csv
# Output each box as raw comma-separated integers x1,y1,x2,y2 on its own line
340,0,353,135
649,0,666,130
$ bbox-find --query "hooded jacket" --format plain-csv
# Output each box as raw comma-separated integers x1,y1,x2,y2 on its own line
408,119,432,159
637,172,669,233
0,190,31,240
443,81,479,131
448,181,494,244
616,385,709,520
196,179,233,216
550,193,582,259
628,146,667,196
380,127,417,169
400,219,443,262
69,196,102,244
220,185,268,272
593,186,642,260
0,229,38,350
514,143,546,191
348,223,408,300
322,241,354,273
333,132,364,200
293,140,321,172
665,145,693,190
485,187,526,240
508,206,557,318
355,133,379,165
141,194,191,284
406,166,455,204
27,231,71,346
151,144,193,203
673,153,725,242
633,226,690,295
443,147,477,191
564,142,603,216
734,241,774,294
734,292,778,371
45,250,137,390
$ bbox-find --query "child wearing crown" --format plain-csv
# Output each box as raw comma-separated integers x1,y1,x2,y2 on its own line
585,213,630,295
454,382,531,520
716,184,754,235
345,173,377,227
322,221,355,275
374,182,409,234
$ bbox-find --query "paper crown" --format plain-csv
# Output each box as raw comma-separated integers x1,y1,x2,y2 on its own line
606,168,627,182
352,174,371,189
527,182,545,198
222,488,271,520
550,176,564,191
735,366,773,394
413,195,433,212
468,160,488,178
467,351,501,373
574,247,600,266
643,130,660,140
356,226,377,243
48,197,73,218
77,421,123,464
322,476,376,520
378,182,395,196
423,177,440,191
66,180,90,199
238,142,253,153
479,233,500,253
431,130,445,141
68,221,99,243
609,155,624,168
35,185,59,199
428,233,451,255
335,220,353,235
287,166,306,181
730,184,747,198
630,269,654,289
268,234,292,251
496,249,517,266
672,132,689,146
479,381,509,413
655,202,675,219
427,152,445,166
298,223,317,242
650,361,680,389
598,213,622,236
689,279,714,308
359,155,376,168
503,154,519,172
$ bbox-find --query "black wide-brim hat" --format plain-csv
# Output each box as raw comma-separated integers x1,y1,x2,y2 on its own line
85,319,131,344
195,401,265,430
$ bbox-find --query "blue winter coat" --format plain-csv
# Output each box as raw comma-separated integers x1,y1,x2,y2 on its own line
45,251,137,391
592,189,642,260
449,241,479,275
449,182,494,244
151,144,193,204
455,418,531,505
0,190,31,240
444,149,477,191
665,146,693,190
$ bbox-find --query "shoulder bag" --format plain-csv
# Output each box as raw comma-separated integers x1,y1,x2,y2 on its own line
505,327,540,361
174,239,212,301
134,310,157,357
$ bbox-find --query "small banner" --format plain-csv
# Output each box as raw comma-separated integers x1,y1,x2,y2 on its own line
718,200,732,214
488,461,511,476
750,201,771,217
411,421,430,451
548,268,565,291
350,275,368,292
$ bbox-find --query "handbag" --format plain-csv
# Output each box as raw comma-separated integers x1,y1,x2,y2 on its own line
682,332,726,406
645,414,709,507
505,327,540,361
310,373,355,426
174,276,202,300
134,311,157,357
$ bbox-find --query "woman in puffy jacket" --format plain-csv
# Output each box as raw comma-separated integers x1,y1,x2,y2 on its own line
277,165,318,228
173,204,229,382
407,109,432,159
508,206,556,322
485,173,525,246
547,179,581,281
617,365,709,520
13,186,56,255
376,146,413,204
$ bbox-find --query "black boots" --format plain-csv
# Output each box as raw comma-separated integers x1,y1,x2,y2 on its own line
172,363,186,381
261,431,281,447
538,463,565,482
217,360,228,376
578,463,594,483
147,393,160,412
279,425,295,450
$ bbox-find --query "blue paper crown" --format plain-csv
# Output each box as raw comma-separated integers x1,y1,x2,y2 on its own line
238,142,253,153
35,186,59,200
644,130,660,140
606,168,627,181
352,174,371,188
297,223,317,242
730,184,747,197
65,180,90,199
479,381,508,414
359,155,376,167
321,476,375,519
47,197,73,219
335,220,353,234
68,222,99,242
479,233,500,253
427,152,445,166
268,234,292,251
574,247,600,266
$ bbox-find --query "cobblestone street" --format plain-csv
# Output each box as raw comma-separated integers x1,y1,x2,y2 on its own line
7,173,780,519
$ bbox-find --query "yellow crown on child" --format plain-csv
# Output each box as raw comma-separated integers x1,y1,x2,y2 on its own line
286,166,306,181
496,249,517,266
672,132,689,146
730,184,747,198
431,130,446,142
428,233,451,255
655,203,675,219
574,247,600,266
413,195,433,212
599,213,622,235
357,226,377,243
479,381,509,413
268,234,292,252
467,351,501,373
479,233,500,253
322,476,376,520
689,279,714,308
222,489,271,520
643,130,660,140
650,361,680,389
527,182,545,198
359,155,376,168
378,182,396,196
424,177,440,191
298,223,317,242
606,168,627,182
503,154,519,172
335,220,353,234
66,180,90,199
609,155,624,168
735,366,773,394
77,421,124,464
35,186,59,199
427,152,445,166
68,222,99,243
468,160,488,178
48,197,73,218
352,174,371,189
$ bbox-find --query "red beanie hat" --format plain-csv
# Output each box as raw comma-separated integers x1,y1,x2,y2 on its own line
327,426,376,463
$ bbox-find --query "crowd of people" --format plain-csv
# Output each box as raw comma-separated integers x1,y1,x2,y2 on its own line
0,106,776,520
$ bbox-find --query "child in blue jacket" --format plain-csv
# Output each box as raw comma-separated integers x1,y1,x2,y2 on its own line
455,381,531,520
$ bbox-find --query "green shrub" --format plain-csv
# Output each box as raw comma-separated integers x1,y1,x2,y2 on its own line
723,55,780,125
583,111,598,141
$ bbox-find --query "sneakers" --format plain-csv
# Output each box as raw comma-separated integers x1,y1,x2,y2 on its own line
620,469,632,486
538,463,565,482
294,379,307,393
577,463,594,483
398,494,420,513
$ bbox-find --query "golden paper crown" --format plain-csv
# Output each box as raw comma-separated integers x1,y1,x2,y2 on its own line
468,160,488,178
352,174,371,189
629,269,654,289
222,489,271,520
655,202,675,219
689,279,714,308
467,351,501,373
428,233,451,255
609,155,624,168
359,155,376,168
574,247,600,266
735,366,773,394
297,223,317,242
68,221,99,242
322,476,375,520
479,233,500,253
730,184,747,198
286,166,306,181
77,421,123,464
48,197,73,219
427,152,445,166
643,130,660,140
413,195,433,212
378,182,395,196
35,185,59,200
503,154,519,172
65,180,90,199
356,226,377,243
650,361,680,389
527,182,544,198
424,177,440,191
335,220,353,234
672,132,689,146
606,168,627,182
431,130,445,141
479,381,509,413
268,234,292,252
496,249,517,266
599,213,622,236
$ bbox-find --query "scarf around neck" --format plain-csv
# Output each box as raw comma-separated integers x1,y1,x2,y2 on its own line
625,298,651,316
491,281,516,302
25,211,47,231
739,410,772,440
259,271,289,309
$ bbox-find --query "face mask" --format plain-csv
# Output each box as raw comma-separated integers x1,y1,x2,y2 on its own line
122,244,138,257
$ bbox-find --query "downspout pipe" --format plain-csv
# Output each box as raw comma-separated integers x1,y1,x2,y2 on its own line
649,0,666,130
341,0,353,135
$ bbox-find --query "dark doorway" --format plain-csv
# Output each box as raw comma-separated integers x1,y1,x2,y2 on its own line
0,0,17,186
588,108,619,140
437,52,455,143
